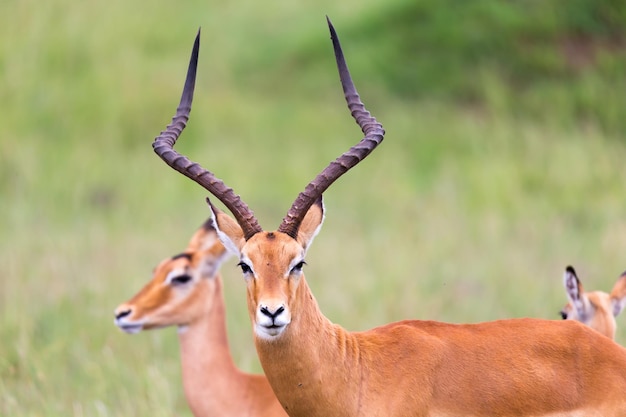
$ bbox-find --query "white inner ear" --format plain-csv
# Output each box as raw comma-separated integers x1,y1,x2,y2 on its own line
612,298,626,317
563,270,580,302
563,269,588,318
215,227,241,257
209,209,242,257
301,199,326,255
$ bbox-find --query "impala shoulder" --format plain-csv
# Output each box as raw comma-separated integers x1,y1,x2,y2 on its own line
362,320,455,345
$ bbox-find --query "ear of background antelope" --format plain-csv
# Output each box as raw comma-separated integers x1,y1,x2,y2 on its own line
563,266,585,309
561,265,625,340
610,272,626,316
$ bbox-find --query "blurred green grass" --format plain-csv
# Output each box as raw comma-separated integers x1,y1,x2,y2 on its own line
1,0,625,415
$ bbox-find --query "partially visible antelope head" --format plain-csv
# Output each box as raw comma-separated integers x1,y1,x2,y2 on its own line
151,17,384,342
560,265,626,339
114,219,230,334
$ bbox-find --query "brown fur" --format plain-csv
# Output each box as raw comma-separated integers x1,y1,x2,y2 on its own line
213,204,626,417
114,223,287,417
561,266,626,340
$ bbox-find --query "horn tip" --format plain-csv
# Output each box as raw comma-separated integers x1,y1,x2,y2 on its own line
193,28,201,48
326,16,336,37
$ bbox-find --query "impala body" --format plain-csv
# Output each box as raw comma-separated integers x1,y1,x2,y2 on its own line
211,201,626,417
114,220,287,417
561,265,626,340
150,19,626,417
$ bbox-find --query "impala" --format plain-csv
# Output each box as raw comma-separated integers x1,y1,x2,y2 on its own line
114,218,287,417
151,19,626,416
560,265,626,340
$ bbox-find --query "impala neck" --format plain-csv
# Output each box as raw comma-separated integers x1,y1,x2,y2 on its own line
253,276,361,417
177,276,240,416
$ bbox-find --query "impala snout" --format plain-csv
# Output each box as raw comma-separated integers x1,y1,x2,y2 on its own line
256,302,290,339
114,304,144,334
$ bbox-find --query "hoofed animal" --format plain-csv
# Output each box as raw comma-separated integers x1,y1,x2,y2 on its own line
150,19,626,417
114,217,287,417
560,265,626,340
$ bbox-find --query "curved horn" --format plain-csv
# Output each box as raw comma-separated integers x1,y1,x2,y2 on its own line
152,29,263,240
277,17,385,239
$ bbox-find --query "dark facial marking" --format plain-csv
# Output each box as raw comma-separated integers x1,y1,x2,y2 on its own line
171,252,192,261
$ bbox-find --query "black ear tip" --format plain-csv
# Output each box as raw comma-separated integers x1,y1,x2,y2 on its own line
205,196,217,211
565,265,576,275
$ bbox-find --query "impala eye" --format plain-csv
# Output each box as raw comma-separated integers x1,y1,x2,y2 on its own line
291,261,306,274
171,274,192,286
238,262,252,275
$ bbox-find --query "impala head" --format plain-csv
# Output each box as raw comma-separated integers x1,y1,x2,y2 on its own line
208,197,325,340
151,19,383,341
114,220,230,334
560,265,626,339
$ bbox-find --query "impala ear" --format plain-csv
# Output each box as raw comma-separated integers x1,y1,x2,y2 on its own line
186,218,220,252
207,198,245,256
610,271,626,317
564,266,586,315
296,196,325,254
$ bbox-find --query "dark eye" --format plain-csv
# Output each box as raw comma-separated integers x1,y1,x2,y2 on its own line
171,274,192,286
290,261,306,274
238,262,252,274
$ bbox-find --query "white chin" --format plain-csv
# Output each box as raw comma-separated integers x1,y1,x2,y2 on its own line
117,323,144,334
255,324,286,340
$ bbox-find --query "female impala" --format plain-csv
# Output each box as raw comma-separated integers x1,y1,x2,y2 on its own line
114,219,287,417
151,20,626,416
560,265,626,340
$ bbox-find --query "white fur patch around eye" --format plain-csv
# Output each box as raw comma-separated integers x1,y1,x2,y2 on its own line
238,255,256,277
287,257,305,277
164,268,188,286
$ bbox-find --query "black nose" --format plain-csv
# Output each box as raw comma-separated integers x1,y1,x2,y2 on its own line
559,311,567,320
115,309,132,320
260,305,285,320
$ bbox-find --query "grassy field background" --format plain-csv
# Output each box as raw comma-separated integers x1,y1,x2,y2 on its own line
1,0,625,415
